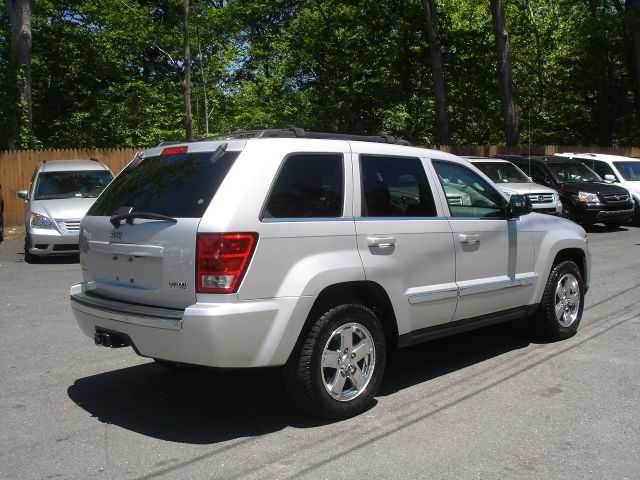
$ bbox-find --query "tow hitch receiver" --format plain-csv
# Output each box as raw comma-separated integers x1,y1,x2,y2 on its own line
94,329,129,348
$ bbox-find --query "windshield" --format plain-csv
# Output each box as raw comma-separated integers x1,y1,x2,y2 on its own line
545,162,602,183
613,161,640,181
88,150,239,218
34,171,113,200
473,162,531,183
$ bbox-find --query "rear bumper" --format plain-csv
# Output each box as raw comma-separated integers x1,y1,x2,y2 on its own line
70,283,314,368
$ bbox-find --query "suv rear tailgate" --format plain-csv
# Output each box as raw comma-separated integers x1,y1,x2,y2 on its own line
79,144,240,309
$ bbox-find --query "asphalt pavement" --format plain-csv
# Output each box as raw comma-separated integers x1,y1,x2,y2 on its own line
0,224,639,479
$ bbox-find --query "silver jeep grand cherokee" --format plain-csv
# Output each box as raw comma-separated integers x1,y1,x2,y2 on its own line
70,129,590,419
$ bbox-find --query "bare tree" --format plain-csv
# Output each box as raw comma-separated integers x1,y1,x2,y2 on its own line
490,0,519,146
183,0,193,141
421,0,451,145
5,0,33,149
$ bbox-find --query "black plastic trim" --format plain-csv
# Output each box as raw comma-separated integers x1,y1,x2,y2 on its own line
397,305,537,348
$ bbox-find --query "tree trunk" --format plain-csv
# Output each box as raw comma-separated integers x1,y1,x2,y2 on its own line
526,0,545,109
198,41,209,136
5,0,33,150
628,0,640,113
183,0,193,141
588,0,613,145
490,0,519,146
421,0,450,145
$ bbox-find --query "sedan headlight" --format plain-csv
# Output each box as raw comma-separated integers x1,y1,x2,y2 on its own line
30,213,55,229
576,191,600,204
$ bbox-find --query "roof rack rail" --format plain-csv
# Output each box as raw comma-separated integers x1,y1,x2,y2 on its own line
158,126,412,147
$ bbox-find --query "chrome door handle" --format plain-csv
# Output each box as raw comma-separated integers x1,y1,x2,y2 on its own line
458,233,481,244
367,236,397,248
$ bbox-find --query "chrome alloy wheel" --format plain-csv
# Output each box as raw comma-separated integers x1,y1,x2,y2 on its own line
555,273,581,327
321,322,376,402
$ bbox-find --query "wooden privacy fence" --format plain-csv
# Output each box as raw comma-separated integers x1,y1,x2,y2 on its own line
1,145,639,227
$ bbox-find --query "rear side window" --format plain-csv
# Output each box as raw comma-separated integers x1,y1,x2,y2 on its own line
88,150,239,218
263,153,343,218
520,162,552,185
360,155,437,217
590,160,617,180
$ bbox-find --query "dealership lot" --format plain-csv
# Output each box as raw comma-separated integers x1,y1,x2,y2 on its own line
0,224,639,479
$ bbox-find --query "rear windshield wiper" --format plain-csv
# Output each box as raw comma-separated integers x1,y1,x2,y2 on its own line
110,212,178,228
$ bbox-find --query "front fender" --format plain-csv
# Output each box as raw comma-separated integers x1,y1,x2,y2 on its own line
530,217,590,304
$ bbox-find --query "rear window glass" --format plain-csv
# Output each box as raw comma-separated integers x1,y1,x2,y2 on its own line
263,153,343,218
34,171,113,200
88,150,239,218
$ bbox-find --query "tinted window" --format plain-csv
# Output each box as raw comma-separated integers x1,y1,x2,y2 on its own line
360,155,437,217
613,161,640,181
590,160,617,179
473,162,531,183
433,161,505,218
264,153,343,218
546,162,601,183
34,171,113,200
89,150,238,218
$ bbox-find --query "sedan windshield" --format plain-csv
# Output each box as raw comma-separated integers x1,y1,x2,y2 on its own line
34,171,113,200
613,161,640,181
473,162,531,183
545,162,602,183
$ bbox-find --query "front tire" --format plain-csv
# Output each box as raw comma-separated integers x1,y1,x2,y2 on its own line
603,220,625,229
535,261,585,340
24,235,37,263
284,303,386,420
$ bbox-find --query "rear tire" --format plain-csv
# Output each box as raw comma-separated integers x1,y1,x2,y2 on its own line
534,260,585,340
284,303,386,420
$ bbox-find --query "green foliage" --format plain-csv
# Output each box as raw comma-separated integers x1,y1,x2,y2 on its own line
0,0,638,148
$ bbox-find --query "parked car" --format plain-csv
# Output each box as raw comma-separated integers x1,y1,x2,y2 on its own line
497,155,634,227
554,153,640,224
70,129,590,419
17,159,113,260
464,157,562,215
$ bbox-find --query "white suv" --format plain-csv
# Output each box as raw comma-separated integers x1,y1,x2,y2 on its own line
70,129,590,419
555,152,640,223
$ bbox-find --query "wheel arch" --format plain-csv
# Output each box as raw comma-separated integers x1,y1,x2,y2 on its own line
288,281,399,363
552,247,588,282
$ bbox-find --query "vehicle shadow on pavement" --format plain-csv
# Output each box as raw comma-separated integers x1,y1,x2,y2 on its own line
378,318,531,396
583,224,630,234
67,319,533,444
67,363,306,444
24,254,80,264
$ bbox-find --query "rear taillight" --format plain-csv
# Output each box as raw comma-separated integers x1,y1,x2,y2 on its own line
196,233,258,294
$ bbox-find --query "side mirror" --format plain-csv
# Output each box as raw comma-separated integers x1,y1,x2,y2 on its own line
506,194,532,219
17,189,29,200
604,174,616,183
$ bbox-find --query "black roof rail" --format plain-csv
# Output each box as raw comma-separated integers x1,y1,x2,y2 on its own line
158,126,412,146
